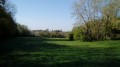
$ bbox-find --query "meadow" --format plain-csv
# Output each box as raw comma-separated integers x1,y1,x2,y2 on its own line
0,37,120,67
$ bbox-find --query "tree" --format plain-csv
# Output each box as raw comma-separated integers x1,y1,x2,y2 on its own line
17,24,32,37
0,0,18,41
72,0,120,41
102,0,120,39
73,0,104,41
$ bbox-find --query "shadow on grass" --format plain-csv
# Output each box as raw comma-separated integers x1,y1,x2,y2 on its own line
0,37,120,67
0,37,68,53
0,37,69,67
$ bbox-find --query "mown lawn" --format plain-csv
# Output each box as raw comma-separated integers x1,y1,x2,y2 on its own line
0,37,120,67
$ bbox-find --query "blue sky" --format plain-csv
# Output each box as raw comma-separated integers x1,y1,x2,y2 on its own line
11,0,75,31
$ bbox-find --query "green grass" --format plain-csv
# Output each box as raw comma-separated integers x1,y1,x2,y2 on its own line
0,37,120,67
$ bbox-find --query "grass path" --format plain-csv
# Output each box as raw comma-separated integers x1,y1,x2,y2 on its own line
0,37,120,67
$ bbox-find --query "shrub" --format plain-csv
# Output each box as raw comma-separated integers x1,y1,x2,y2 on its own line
68,33,74,41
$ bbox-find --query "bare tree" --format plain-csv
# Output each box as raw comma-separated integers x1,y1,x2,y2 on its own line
72,0,120,40
72,0,104,40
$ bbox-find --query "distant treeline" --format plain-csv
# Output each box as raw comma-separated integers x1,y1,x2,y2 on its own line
0,0,67,41
0,0,69,41
31,29,68,38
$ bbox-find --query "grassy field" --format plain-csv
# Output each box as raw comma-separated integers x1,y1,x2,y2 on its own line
0,37,120,67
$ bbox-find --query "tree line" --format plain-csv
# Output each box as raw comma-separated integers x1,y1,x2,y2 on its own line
70,0,120,41
32,29,67,38
1,0,120,42
0,0,18,41
0,0,66,41
0,0,32,41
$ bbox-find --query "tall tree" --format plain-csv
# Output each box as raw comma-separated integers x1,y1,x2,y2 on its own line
73,0,104,41
102,0,120,39
72,0,120,41
0,0,18,41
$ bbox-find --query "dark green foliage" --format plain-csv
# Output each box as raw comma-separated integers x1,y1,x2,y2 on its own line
0,0,18,41
68,33,74,41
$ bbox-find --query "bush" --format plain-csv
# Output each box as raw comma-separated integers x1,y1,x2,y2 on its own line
17,24,32,37
68,33,74,41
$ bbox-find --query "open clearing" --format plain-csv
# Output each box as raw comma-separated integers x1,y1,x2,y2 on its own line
0,37,120,67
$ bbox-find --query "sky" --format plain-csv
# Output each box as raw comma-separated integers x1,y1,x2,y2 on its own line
11,0,75,31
